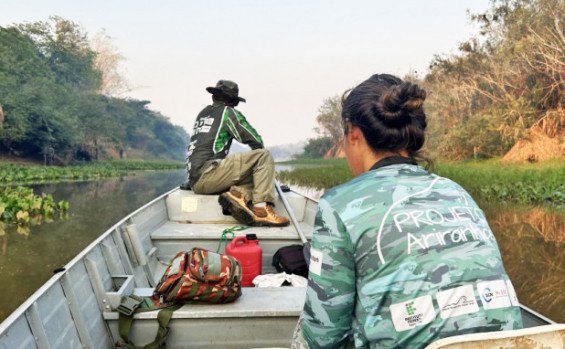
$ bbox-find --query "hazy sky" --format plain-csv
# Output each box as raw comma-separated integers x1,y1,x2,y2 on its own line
1,0,491,147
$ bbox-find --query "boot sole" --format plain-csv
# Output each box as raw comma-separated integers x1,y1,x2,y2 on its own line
218,194,255,225
252,220,290,227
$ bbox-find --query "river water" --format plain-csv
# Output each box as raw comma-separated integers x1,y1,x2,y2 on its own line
1,170,564,324
0,170,186,321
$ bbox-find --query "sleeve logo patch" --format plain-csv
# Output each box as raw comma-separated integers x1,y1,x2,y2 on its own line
477,280,512,310
309,248,323,276
436,285,479,319
390,295,436,332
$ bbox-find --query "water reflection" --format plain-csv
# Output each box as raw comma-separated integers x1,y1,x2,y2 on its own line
482,202,565,323
0,170,185,322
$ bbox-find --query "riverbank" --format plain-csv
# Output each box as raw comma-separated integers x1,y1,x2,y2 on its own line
277,158,565,207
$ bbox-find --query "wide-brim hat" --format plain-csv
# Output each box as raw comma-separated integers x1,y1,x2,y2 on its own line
206,80,246,103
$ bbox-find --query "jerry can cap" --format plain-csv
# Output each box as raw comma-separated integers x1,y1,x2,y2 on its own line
246,233,258,240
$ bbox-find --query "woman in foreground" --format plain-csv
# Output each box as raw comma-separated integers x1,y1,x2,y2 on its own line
299,74,523,348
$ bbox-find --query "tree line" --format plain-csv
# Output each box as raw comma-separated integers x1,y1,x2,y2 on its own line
300,0,565,160
0,17,189,164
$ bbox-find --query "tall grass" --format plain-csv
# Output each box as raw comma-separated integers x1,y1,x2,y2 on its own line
277,158,565,206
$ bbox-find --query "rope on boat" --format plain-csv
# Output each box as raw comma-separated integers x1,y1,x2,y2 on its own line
216,225,249,253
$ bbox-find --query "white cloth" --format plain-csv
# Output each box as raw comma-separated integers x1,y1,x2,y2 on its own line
252,272,308,287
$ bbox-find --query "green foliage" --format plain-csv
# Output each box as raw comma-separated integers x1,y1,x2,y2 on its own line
295,137,333,159
17,16,102,91
277,158,565,207
0,18,189,162
0,160,184,185
437,113,506,159
0,186,68,226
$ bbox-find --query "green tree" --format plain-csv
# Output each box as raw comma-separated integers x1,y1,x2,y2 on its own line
297,137,333,159
1,19,189,162
17,16,101,92
0,26,78,158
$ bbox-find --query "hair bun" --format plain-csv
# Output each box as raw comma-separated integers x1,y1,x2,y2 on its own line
375,82,426,128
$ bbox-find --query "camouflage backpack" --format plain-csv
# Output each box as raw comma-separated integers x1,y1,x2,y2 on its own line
153,247,242,304
117,248,242,348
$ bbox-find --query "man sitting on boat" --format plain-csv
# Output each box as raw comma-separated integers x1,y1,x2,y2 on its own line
182,80,289,227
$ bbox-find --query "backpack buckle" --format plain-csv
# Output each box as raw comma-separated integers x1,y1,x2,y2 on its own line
117,295,143,316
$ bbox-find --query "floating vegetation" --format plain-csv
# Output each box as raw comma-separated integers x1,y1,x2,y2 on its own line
277,159,352,190
0,160,184,186
102,160,185,171
277,159,565,207
434,160,565,207
0,187,69,232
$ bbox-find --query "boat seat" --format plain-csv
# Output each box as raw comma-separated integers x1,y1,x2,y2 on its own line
150,221,312,275
166,189,308,223
424,323,565,349
104,287,307,349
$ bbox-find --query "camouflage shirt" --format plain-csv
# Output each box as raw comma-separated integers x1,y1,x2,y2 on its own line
187,101,263,184
302,158,523,349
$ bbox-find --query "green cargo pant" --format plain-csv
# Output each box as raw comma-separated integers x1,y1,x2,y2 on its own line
192,149,276,205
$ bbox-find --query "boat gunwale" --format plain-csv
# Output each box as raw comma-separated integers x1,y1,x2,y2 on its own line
520,303,556,325
0,187,178,334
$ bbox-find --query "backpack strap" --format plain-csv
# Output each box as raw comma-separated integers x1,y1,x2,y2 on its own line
117,295,182,349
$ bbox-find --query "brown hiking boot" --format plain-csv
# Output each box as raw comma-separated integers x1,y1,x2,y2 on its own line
218,190,255,225
252,205,290,227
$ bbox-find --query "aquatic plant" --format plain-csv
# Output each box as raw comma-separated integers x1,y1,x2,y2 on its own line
0,160,184,186
277,159,565,207
277,159,352,190
434,160,565,207
0,187,69,229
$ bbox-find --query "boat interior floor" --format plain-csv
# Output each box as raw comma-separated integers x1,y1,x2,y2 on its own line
99,189,316,348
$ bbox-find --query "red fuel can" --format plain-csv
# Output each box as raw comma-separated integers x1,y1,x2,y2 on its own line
226,234,262,287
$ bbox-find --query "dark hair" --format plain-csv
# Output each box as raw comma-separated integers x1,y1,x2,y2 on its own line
342,74,431,167
212,93,239,107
